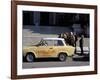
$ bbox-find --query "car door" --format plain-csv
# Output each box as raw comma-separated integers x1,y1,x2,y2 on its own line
37,46,49,57
46,46,56,57
37,40,56,57
45,40,57,57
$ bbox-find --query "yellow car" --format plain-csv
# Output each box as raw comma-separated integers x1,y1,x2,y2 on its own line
23,38,75,62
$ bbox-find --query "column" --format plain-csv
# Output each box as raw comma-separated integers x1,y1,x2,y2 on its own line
34,12,40,26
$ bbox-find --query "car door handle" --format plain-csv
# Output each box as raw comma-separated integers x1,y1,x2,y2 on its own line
49,48,53,49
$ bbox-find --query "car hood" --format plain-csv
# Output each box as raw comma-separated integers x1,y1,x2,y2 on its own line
23,45,37,50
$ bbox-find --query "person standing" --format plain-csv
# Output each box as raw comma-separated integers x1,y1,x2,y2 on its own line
74,33,78,54
69,32,75,46
79,35,84,55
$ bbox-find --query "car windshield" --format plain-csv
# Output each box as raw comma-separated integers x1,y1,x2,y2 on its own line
35,39,47,46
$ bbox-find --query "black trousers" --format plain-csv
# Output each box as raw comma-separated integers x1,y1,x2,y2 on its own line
80,46,83,55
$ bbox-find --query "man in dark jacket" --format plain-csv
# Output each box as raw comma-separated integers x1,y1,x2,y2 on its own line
79,35,84,55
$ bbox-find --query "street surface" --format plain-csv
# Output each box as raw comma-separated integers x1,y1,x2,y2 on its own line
23,57,89,69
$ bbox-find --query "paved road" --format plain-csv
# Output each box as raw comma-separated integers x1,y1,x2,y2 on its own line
22,57,89,69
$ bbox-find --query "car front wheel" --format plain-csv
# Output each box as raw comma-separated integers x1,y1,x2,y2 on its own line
25,53,35,62
58,53,67,61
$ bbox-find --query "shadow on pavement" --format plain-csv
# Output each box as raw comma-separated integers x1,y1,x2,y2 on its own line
72,54,89,61
23,58,60,62
35,58,60,62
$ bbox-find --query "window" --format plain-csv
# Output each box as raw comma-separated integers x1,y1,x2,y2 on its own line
46,40,64,46
57,40,64,46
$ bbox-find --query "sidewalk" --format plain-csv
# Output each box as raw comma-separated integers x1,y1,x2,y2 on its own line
76,47,89,54
73,47,89,61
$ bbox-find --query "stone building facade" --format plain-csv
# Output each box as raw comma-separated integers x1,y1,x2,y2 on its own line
23,11,89,37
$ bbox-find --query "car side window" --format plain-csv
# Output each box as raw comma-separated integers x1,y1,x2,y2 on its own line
39,39,64,46
46,40,64,46
45,40,54,46
57,40,64,46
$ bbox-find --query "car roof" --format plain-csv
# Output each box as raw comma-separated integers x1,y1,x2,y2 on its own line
43,38,64,40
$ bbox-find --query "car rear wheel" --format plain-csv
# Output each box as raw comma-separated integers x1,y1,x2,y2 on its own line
58,53,67,61
26,53,35,62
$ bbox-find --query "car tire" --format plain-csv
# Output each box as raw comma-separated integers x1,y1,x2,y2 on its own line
58,53,67,61
25,53,35,62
